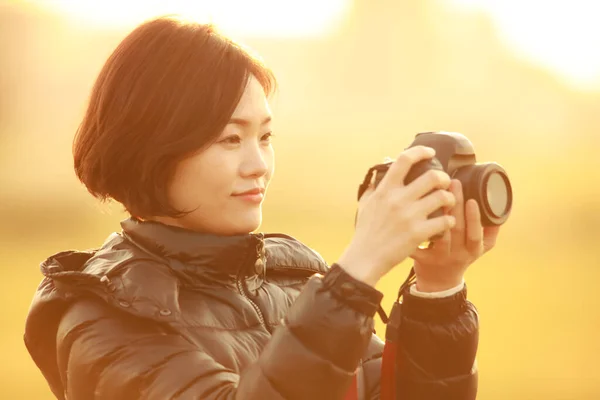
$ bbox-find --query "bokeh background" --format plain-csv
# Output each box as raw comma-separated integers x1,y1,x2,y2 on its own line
2,0,599,398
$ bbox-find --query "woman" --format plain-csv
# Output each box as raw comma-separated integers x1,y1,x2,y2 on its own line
24,17,500,400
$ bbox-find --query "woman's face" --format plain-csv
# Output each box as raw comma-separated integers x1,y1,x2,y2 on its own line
154,75,275,235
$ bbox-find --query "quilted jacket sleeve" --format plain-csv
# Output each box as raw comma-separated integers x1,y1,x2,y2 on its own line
394,285,479,399
359,284,479,400
55,265,383,400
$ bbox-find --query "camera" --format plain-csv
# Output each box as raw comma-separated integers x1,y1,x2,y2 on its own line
357,131,512,239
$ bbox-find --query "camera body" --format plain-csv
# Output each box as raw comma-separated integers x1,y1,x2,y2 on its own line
357,132,512,239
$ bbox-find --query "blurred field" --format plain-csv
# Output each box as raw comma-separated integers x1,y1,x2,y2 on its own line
2,1,600,399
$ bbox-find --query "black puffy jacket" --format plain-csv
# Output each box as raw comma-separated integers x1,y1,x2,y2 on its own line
24,218,479,400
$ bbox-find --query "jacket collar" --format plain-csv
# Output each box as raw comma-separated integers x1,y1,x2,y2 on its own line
120,217,264,279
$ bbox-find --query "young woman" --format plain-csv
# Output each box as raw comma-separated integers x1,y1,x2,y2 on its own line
24,16,500,400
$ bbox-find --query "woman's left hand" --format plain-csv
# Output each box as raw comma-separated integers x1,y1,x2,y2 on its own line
409,179,501,292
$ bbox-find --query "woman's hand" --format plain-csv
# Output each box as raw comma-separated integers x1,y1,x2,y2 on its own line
409,179,501,292
337,146,457,287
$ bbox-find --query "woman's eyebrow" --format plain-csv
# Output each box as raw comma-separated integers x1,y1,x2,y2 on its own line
228,116,272,127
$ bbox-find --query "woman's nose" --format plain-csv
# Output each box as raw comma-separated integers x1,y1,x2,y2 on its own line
240,144,269,178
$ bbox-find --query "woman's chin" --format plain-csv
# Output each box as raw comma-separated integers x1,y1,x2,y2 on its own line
223,212,262,236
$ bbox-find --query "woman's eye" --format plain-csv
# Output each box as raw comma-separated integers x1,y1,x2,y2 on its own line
261,132,275,142
221,135,241,145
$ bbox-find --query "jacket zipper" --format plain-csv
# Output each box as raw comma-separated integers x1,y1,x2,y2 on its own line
235,234,268,331
236,278,266,328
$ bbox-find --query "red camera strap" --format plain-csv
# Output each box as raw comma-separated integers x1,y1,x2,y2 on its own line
343,375,359,400
380,339,398,400
344,269,414,400
343,303,403,400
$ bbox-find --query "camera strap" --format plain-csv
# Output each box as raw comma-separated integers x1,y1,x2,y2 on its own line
343,268,416,400
380,267,416,400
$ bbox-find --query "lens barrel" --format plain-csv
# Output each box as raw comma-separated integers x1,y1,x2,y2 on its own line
452,162,512,226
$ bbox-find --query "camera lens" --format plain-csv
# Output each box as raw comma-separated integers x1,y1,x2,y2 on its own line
485,172,510,217
453,162,512,226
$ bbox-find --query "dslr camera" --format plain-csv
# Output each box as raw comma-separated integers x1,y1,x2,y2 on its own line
357,131,512,239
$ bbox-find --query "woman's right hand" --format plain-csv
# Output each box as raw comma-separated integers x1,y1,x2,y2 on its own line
337,146,457,287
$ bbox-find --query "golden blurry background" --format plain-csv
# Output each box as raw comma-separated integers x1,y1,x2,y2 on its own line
2,0,599,398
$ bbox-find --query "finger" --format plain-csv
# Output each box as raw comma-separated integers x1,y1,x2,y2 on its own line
377,146,436,191
404,169,452,200
483,225,501,253
414,189,456,217
419,214,457,242
442,201,454,215
465,199,483,252
449,180,466,247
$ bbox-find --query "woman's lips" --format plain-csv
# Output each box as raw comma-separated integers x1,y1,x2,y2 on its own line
232,188,265,203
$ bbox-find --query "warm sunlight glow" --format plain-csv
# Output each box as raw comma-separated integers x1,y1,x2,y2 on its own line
447,0,600,90
34,0,351,37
